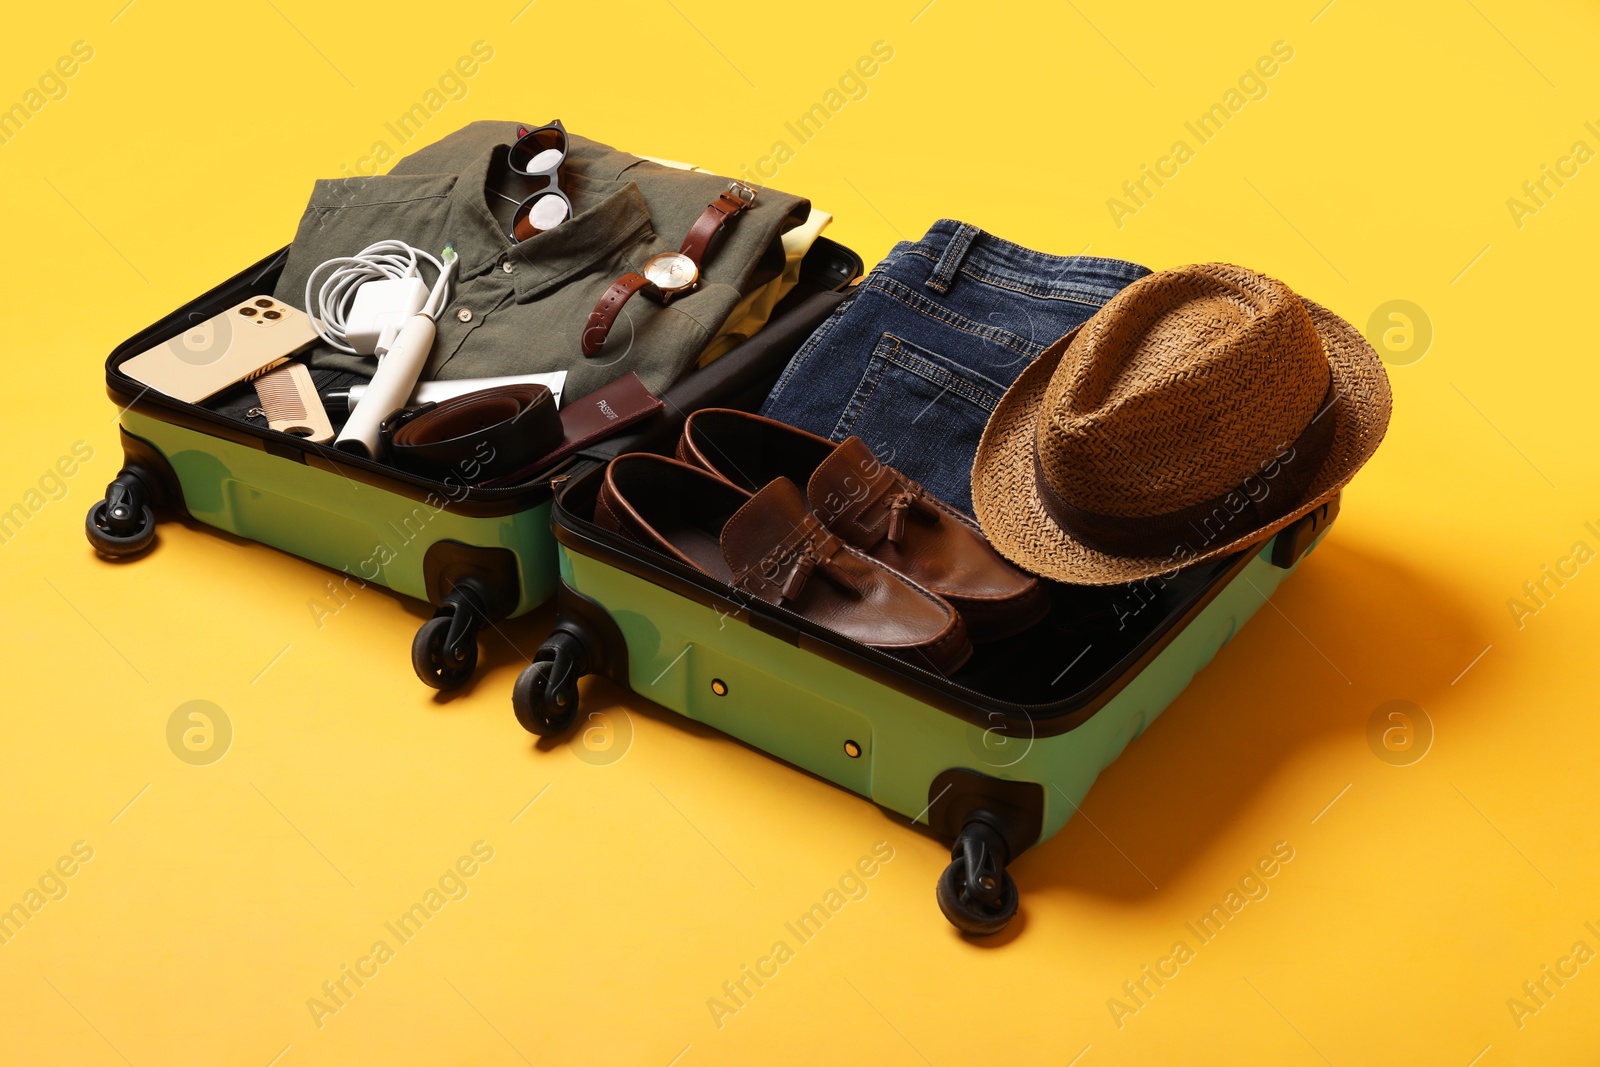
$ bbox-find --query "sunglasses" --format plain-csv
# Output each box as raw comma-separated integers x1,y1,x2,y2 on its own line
501,120,572,240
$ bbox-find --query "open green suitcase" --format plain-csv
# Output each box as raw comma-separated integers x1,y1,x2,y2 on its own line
89,241,861,688
515,464,1340,934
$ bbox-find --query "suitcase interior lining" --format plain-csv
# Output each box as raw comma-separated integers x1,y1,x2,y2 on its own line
553,464,1247,722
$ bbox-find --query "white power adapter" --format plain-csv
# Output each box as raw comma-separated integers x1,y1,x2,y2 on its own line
345,276,429,356
304,241,451,357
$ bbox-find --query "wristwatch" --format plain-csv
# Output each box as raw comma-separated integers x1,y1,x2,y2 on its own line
581,181,759,357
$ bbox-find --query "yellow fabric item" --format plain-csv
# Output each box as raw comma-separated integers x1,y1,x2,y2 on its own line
640,155,829,368
698,206,831,366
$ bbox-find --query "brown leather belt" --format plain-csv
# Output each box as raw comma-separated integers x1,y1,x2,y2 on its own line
385,384,562,482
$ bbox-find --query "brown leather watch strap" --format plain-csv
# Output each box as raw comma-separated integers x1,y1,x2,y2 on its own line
581,272,650,357
582,184,756,358
679,186,755,264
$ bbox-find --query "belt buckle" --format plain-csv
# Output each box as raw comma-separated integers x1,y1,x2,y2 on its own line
379,402,433,442
726,181,758,207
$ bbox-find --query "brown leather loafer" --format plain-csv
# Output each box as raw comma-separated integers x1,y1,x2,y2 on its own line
677,409,1049,641
596,453,972,676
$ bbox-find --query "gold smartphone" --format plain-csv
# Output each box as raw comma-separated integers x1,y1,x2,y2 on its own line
121,296,319,404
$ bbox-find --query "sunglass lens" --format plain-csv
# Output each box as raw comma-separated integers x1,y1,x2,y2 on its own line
525,193,570,230
512,192,571,239
511,124,567,174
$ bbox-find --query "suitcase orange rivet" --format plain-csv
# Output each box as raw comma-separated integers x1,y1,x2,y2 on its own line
710,679,729,696
843,740,861,758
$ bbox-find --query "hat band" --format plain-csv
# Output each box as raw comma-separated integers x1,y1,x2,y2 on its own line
1033,382,1338,560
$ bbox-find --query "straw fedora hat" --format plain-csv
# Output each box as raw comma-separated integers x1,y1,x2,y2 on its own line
971,262,1392,585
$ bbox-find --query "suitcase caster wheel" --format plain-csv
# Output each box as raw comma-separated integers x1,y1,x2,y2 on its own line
936,822,1019,936
512,658,580,736
412,615,479,690
86,499,156,557
86,473,156,558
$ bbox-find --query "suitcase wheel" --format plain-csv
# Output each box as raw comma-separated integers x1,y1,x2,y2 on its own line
85,471,157,558
412,583,490,690
412,615,479,690
935,820,1020,936
513,630,587,736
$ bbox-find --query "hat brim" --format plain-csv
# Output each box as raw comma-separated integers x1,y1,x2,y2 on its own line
971,297,1393,585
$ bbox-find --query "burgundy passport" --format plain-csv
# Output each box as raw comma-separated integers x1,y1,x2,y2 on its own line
481,371,663,487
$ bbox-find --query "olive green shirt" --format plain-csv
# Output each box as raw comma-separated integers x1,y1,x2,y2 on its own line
274,121,808,398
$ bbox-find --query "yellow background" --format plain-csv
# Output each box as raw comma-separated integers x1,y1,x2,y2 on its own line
3,1,1597,1063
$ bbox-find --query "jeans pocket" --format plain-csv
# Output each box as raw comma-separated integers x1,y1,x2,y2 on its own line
833,332,1008,516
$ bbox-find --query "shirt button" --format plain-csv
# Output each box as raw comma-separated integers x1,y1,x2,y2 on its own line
501,258,514,274
456,307,473,323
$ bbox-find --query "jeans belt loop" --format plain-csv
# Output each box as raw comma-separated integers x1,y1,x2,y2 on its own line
925,223,980,294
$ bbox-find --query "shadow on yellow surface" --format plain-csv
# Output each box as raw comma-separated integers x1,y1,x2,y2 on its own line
1022,536,1487,901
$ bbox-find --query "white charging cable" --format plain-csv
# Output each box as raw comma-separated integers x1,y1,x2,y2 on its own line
304,240,448,354
333,245,458,460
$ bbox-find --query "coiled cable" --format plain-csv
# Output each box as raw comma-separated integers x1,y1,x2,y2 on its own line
304,239,448,354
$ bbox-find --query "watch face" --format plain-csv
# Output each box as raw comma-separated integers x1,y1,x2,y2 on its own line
644,252,697,291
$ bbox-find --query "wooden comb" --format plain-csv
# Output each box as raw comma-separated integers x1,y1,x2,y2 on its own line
253,363,334,444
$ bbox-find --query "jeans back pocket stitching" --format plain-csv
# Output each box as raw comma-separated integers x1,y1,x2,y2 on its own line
831,337,895,442
869,275,1044,359
877,335,1005,411
834,333,1003,448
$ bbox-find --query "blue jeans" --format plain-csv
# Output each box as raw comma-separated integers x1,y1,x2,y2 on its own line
762,220,1150,516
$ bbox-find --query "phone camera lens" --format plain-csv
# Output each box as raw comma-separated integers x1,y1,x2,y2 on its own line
255,298,273,308
263,310,281,320
240,307,258,316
